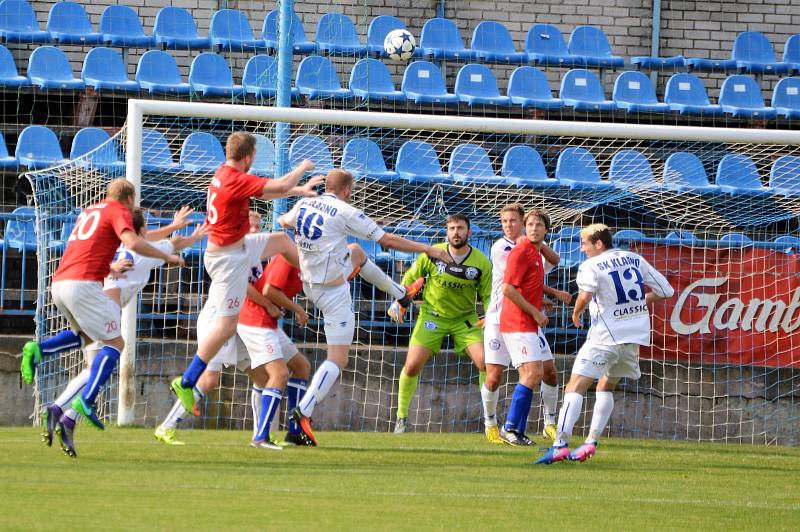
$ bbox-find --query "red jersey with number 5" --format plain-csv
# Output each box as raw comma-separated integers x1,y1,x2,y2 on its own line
53,200,135,282
500,238,544,333
239,255,302,329
207,165,268,246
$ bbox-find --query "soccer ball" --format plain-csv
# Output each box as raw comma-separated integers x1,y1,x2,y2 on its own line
384,29,416,61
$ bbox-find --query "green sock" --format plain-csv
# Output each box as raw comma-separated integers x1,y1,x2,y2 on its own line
479,370,486,389
397,369,419,419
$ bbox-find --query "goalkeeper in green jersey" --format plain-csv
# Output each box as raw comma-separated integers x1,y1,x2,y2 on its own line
388,214,492,433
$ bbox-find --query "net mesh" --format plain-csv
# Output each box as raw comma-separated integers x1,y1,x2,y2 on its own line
26,109,800,444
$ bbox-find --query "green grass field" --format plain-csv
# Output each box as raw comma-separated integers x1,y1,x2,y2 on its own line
1,427,798,531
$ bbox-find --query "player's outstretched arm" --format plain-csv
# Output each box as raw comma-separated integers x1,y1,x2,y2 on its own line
572,290,593,328
260,160,318,200
503,283,548,327
169,222,208,252
246,284,282,318
120,230,185,267
544,284,572,305
378,233,451,263
264,285,308,327
147,206,195,241
540,242,560,267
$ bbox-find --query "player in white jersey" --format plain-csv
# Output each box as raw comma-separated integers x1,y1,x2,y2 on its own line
278,169,450,445
536,224,674,464
482,204,571,445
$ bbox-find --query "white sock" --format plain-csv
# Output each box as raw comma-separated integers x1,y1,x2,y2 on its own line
251,386,264,438
555,392,583,447
298,360,340,417
358,259,405,299
481,384,499,427
161,399,188,430
54,369,90,409
63,408,79,421
587,391,614,444
540,382,559,425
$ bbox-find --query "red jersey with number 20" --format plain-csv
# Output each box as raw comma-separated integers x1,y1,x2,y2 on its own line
53,200,134,282
207,165,268,246
239,255,303,329
500,238,544,334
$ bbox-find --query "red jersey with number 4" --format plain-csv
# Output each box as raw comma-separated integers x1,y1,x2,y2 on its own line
239,255,303,329
53,200,135,282
500,238,544,333
207,165,268,246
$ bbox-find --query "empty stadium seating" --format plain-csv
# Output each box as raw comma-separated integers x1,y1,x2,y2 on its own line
664,73,723,115
189,53,245,98
82,47,139,92
0,131,17,169
0,0,49,43
608,150,660,189
560,69,615,111
501,146,557,187
349,58,404,102
46,2,102,45
209,9,266,52
768,155,800,195
27,46,84,90
180,132,224,173
262,10,316,54
250,134,276,177
396,141,449,184
419,18,476,61
315,13,367,56
612,71,669,113
136,50,190,95
401,61,457,105
555,148,613,189
471,21,527,64
289,135,334,173
141,128,181,173
15,125,67,169
296,55,352,99
99,5,155,48
662,152,718,193
772,77,800,119
242,54,282,99
449,144,502,185
454,64,510,106
567,26,625,68
0,44,28,88
718,75,776,119
342,138,398,182
70,127,124,173
525,24,579,66
732,31,792,75
506,66,563,109
153,6,210,50
715,154,770,195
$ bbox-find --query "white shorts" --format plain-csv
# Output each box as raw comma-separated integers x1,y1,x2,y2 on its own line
486,323,552,367
51,280,121,342
303,281,354,346
572,341,641,380
502,331,554,368
198,302,246,372
237,323,299,368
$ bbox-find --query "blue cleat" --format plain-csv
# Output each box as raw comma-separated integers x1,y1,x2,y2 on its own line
56,416,77,458
72,396,104,430
534,445,571,465
41,403,63,447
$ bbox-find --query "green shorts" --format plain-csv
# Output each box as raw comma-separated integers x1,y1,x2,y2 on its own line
409,311,484,354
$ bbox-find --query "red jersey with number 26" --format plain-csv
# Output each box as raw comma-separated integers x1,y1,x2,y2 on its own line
207,165,267,246
500,238,544,334
239,255,303,329
53,200,134,282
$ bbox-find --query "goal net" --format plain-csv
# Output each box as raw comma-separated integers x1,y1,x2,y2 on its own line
27,100,800,445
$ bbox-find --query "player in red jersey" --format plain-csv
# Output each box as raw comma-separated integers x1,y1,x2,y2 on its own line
171,132,323,414
20,179,184,435
498,209,554,446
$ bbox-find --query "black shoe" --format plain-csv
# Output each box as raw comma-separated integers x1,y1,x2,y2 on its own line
283,431,313,446
517,432,535,446
500,427,524,446
56,416,77,458
42,404,63,447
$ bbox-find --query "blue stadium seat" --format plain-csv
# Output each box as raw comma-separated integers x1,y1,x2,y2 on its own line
243,54,295,99
315,13,367,56
664,73,723,115
454,64,511,106
449,144,502,185
250,134,275,177
136,50,190,95
664,231,698,245
153,7,210,50
685,53,737,73
396,140,449,184
262,10,316,54
662,152,718,193
772,77,800,120
731,32,791,75
296,55,352,100
180,132,224,173
773,235,800,254
0,0,49,43
4,206,36,252
209,9,266,52
99,5,155,48
419,18,476,61
27,46,84,90
630,55,685,70
141,128,180,173
560,69,615,111
471,21,527,64
367,15,409,56
289,135,334,173
507,66,563,109
401,61,458,104
342,138,398,183
609,150,660,190
349,58,404,102
70,127,124,173
768,155,800,196
612,71,669,113
189,53,245,98
525,24,579,66
715,154,770,195
718,75,776,119
82,48,140,92
15,125,67,169
567,26,625,68
551,227,583,267
613,229,646,247
0,44,28,88
719,233,753,248
501,146,557,187
0,131,17,169
783,35,800,74
555,147,612,189
46,2,102,45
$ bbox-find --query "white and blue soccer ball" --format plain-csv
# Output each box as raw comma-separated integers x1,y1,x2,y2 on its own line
384,29,416,61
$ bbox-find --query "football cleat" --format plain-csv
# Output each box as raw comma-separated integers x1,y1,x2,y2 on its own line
154,426,185,446
170,377,196,414
394,417,407,434
484,425,503,444
500,427,524,446
517,433,535,446
251,439,283,451
72,396,104,430
388,278,425,324
569,442,597,463
543,423,558,441
56,416,77,458
534,445,571,465
41,404,63,447
283,431,313,446
291,407,317,446
20,341,42,385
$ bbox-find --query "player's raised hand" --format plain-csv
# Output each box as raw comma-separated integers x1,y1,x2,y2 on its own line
298,159,315,174
191,221,209,239
300,174,326,197
427,246,451,263
294,307,309,327
533,308,549,328
165,254,185,268
172,206,194,229
572,311,583,328
109,258,133,279
555,289,573,305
